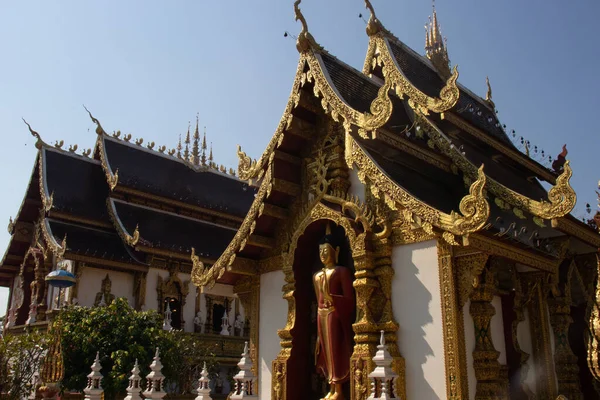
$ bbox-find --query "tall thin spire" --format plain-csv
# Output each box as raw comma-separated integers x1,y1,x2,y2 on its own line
176,135,182,159
201,127,207,166
192,114,200,165
425,1,451,79
184,123,191,161
208,142,213,168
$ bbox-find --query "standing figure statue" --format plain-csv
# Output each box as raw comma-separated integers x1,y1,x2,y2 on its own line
313,229,355,400
233,313,245,337
193,311,204,333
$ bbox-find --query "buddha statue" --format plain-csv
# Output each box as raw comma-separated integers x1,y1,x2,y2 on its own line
313,229,355,400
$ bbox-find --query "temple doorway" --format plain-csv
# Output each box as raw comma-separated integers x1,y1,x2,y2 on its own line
212,303,226,333
288,220,355,400
164,297,182,330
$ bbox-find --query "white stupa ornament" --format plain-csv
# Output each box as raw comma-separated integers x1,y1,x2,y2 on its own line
143,348,166,400
194,362,213,400
163,303,173,331
124,359,143,400
231,342,257,399
220,310,230,336
84,352,104,400
367,330,399,399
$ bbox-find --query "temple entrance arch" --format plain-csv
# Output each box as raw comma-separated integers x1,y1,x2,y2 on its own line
273,202,371,400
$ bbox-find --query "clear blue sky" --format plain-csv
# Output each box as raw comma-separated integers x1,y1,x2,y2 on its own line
1,0,598,315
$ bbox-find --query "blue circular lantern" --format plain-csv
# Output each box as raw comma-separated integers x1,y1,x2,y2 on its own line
45,269,76,289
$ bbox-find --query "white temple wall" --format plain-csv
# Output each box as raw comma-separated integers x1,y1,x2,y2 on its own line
144,267,166,312
517,309,536,395
391,239,446,399
490,296,507,365
76,266,134,308
348,168,365,203
258,270,287,399
463,300,477,400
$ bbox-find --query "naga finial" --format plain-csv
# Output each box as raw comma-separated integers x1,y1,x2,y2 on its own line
22,118,45,149
294,0,322,53
83,105,107,136
364,0,382,36
485,76,495,108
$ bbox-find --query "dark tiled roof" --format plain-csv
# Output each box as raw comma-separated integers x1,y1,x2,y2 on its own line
103,137,256,218
486,200,563,257
450,136,548,201
43,149,108,222
47,219,143,264
386,39,513,146
111,200,236,259
319,53,414,133
358,140,464,214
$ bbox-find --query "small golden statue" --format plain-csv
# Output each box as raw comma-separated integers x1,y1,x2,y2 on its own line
313,225,355,400
94,274,115,306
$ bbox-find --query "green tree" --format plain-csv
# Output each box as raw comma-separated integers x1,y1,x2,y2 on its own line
55,298,216,399
0,330,49,400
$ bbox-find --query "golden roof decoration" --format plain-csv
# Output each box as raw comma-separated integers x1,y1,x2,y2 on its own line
417,113,576,220
294,0,323,53
362,4,459,115
485,76,495,109
22,118,46,149
344,132,489,245
237,44,396,181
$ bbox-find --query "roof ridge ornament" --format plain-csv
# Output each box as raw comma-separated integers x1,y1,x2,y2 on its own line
364,0,384,36
83,105,107,136
294,0,323,53
22,118,46,149
485,76,495,109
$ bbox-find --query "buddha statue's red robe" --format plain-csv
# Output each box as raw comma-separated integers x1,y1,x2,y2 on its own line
313,265,355,384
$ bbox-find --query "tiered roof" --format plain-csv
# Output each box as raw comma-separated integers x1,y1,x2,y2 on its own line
0,115,254,286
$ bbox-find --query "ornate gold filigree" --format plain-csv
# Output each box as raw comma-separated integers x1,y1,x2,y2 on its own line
437,242,470,400
587,255,600,383
237,44,394,181
455,252,489,307
109,168,119,191
363,34,459,115
345,132,489,239
419,114,576,219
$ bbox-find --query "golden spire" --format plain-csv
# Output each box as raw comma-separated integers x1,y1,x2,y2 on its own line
184,123,190,161
201,127,208,166
485,76,495,109
208,142,213,168
294,0,322,53
425,1,451,79
176,134,182,159
192,114,200,165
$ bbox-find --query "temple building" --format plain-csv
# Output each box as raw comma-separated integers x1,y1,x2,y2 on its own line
3,1,600,399
189,2,600,400
0,117,254,388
